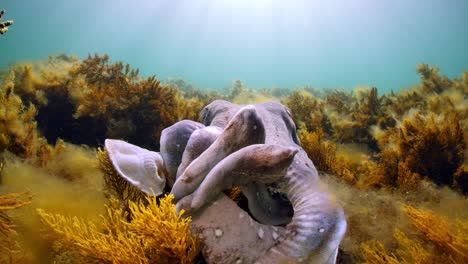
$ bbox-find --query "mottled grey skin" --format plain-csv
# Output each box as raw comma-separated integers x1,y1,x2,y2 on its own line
176,126,221,179
160,120,204,187
163,100,346,263
170,105,266,202
190,144,298,214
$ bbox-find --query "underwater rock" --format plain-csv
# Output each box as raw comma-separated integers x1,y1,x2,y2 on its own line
190,194,283,264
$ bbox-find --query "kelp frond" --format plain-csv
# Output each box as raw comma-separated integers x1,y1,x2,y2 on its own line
37,203,147,264
37,195,198,264
361,228,433,264
393,229,430,264
403,205,468,263
360,240,399,264
0,192,31,236
0,192,31,263
127,194,199,264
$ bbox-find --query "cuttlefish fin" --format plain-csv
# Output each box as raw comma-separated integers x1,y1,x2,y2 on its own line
105,139,166,195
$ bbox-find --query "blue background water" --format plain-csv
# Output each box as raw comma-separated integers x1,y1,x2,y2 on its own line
1,0,467,92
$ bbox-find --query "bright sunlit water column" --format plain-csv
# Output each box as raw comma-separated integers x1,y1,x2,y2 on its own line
1,0,467,92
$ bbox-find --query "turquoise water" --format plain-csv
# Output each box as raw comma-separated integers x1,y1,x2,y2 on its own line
1,0,467,92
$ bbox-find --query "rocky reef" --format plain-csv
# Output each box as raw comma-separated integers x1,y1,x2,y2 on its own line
0,54,467,263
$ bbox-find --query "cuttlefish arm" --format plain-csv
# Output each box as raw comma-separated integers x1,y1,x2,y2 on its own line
171,105,266,202
176,126,222,179
160,120,205,188
187,144,297,212
257,157,347,264
176,144,297,226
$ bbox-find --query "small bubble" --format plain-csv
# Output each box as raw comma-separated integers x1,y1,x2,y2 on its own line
319,228,325,233
258,227,264,239
272,231,279,240
215,228,223,237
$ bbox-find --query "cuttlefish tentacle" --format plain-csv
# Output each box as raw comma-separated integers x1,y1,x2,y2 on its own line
171,105,266,202
160,120,205,187
256,158,347,264
176,126,222,179
188,144,298,213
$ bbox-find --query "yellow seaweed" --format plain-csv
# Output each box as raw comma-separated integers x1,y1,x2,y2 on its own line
97,148,144,208
37,195,199,264
403,205,468,263
127,194,199,264
360,240,399,264
0,192,31,263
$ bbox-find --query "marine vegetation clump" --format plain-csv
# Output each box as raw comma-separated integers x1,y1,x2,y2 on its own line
0,9,13,35
417,64,453,95
360,229,432,264
291,64,467,194
360,239,399,264
298,129,356,184
67,54,207,149
225,79,280,104
286,86,393,149
163,77,224,108
283,90,332,134
327,174,468,263
0,192,31,263
0,148,107,263
327,87,393,149
403,205,467,262
324,89,354,115
127,195,199,263
0,71,64,166
37,194,199,264
0,192,31,236
369,110,465,191
8,54,209,150
360,206,468,264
